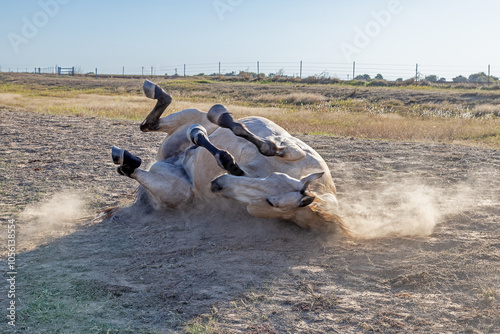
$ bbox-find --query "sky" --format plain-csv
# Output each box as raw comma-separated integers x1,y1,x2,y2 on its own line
1,0,499,80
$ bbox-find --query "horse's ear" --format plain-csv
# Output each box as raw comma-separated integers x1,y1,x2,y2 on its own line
300,172,324,191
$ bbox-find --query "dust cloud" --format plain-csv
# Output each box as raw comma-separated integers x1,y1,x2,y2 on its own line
339,177,479,239
19,190,90,248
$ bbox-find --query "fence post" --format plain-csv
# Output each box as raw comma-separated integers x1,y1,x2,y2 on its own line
151,66,153,77
184,64,186,77
122,66,125,76
299,60,302,79
352,61,355,79
257,61,260,76
415,63,418,81
95,68,98,78
219,62,221,76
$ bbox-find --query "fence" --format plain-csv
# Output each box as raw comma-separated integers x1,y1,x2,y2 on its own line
0,62,497,82
57,66,75,76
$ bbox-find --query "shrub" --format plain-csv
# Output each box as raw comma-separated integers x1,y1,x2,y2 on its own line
367,79,388,87
425,75,438,82
453,75,468,83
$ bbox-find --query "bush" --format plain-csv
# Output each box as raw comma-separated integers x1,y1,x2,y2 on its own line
355,74,371,81
425,75,438,82
367,79,388,87
469,72,489,83
453,75,468,83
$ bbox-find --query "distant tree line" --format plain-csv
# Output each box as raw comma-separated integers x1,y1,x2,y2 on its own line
355,72,498,83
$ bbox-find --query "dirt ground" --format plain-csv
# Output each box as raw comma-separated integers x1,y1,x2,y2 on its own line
0,108,499,333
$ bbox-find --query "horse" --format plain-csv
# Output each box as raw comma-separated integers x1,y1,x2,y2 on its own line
112,80,347,233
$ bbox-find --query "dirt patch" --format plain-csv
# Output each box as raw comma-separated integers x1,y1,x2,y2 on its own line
0,109,499,333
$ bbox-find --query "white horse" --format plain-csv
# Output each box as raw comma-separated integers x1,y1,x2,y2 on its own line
112,80,347,233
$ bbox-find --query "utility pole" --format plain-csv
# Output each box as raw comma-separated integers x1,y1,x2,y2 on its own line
184,64,186,77
415,63,419,82
488,64,491,86
151,66,153,77
142,66,144,76
299,60,303,79
257,61,260,76
352,61,356,80
218,62,221,76
122,66,125,76
95,68,98,79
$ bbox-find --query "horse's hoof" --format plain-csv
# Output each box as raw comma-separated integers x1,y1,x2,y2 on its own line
117,166,136,177
112,146,124,165
207,104,230,125
112,146,142,172
143,80,157,99
187,124,208,145
143,80,172,103
116,166,125,176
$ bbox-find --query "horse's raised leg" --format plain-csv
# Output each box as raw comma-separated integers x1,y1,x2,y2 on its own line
187,124,245,177
207,104,282,157
140,80,173,132
111,147,192,208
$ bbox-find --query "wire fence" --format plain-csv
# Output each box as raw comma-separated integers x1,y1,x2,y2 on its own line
0,62,496,82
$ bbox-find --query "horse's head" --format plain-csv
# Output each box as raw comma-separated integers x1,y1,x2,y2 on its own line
210,172,325,219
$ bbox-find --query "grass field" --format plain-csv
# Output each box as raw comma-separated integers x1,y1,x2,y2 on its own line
1,74,499,333
1,73,499,148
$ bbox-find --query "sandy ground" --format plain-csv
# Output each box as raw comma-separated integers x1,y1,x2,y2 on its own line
0,108,499,333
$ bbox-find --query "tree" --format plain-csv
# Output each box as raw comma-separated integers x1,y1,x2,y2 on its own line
396,78,403,82
453,75,468,83
355,74,371,81
424,75,438,82
468,72,489,83
438,77,446,82
375,73,384,80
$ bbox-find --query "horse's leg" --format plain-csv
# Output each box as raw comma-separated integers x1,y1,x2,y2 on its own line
111,147,192,208
207,104,282,157
139,80,173,132
131,163,193,209
187,124,245,176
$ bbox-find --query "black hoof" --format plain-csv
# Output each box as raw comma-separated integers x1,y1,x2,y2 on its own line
187,124,208,145
143,80,171,103
117,166,136,177
207,104,230,125
112,146,142,176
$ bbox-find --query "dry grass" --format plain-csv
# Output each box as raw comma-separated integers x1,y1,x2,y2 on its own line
252,92,327,104
0,74,499,148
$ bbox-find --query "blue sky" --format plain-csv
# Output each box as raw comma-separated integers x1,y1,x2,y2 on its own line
1,0,499,80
